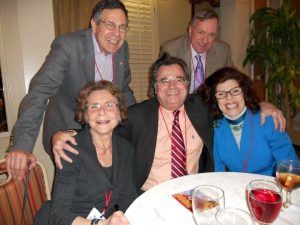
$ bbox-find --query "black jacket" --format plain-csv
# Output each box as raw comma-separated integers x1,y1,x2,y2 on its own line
119,94,214,191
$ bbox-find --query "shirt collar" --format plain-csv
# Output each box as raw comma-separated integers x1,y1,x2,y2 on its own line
160,105,185,114
191,45,206,59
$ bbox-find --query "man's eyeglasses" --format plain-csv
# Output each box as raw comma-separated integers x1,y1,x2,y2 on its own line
98,20,129,33
157,76,187,86
86,102,118,112
215,86,242,99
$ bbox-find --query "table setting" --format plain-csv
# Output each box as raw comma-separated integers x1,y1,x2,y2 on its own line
125,165,300,225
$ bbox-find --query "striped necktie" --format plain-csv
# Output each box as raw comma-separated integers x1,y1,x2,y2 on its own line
171,110,188,178
194,54,205,92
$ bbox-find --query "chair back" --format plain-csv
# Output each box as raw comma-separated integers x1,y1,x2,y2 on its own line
0,159,50,225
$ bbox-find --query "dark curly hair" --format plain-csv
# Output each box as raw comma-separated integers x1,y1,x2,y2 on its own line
199,67,260,120
75,80,127,125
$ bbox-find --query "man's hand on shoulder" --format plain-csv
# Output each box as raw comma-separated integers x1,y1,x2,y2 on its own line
5,150,36,180
260,101,286,132
52,130,78,170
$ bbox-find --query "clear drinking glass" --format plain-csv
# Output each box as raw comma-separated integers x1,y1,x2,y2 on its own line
246,179,282,225
192,185,225,225
276,159,300,207
215,208,255,225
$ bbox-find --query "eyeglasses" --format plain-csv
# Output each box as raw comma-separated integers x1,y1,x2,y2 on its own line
98,20,129,33
215,86,242,99
157,76,187,86
86,102,118,112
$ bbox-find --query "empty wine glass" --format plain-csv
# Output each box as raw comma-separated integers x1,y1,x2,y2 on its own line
246,179,282,225
192,185,225,225
215,208,255,225
276,159,300,207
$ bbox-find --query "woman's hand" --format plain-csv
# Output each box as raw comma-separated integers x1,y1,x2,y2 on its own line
99,211,130,225
52,130,78,169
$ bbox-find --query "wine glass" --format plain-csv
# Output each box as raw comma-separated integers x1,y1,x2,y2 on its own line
192,185,225,225
276,159,300,207
246,179,282,225
215,208,255,225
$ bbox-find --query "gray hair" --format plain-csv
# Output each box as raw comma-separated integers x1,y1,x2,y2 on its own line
189,9,219,27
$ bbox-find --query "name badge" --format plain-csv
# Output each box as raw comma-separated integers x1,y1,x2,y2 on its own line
87,207,106,220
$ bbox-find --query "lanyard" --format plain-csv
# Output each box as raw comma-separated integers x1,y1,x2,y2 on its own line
242,111,254,172
95,55,115,83
102,191,112,216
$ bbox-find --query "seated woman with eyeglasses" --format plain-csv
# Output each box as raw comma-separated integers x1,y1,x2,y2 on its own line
35,81,137,225
199,67,298,176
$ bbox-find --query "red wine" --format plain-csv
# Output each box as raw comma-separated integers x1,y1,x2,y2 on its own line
249,188,282,223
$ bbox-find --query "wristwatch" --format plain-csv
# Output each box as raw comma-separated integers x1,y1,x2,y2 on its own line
91,218,101,225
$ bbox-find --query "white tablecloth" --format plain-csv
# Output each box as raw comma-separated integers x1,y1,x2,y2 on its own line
125,172,300,225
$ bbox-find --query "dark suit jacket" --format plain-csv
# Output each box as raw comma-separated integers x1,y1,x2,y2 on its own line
7,29,136,156
161,33,232,80
119,94,214,191
35,126,137,225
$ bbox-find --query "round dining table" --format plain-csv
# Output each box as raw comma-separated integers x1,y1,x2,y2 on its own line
125,172,300,225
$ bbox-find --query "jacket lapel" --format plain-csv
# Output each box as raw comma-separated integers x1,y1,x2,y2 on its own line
239,110,252,158
142,98,159,183
206,45,217,77
111,131,120,188
182,34,192,80
82,29,96,83
143,99,160,175
112,45,124,87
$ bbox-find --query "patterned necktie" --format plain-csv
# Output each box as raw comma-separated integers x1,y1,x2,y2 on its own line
171,110,188,178
194,54,205,92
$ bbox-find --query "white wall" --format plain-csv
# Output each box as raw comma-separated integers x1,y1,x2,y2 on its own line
157,0,191,49
220,0,250,74
0,0,55,188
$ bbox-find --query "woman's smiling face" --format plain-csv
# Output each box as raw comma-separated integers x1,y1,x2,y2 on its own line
215,79,245,117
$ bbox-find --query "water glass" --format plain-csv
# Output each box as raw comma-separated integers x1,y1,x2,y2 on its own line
192,185,225,225
215,208,255,225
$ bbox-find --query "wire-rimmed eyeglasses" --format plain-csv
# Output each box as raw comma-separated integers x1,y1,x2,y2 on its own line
98,20,129,33
86,102,118,112
215,86,242,99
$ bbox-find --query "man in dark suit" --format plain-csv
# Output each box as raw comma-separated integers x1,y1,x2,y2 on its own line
5,0,136,179
121,53,214,192
159,9,232,94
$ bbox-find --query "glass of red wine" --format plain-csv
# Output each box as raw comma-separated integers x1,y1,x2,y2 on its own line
246,179,282,225
276,160,300,207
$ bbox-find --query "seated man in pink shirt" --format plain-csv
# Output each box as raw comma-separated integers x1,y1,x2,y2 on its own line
53,53,285,193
